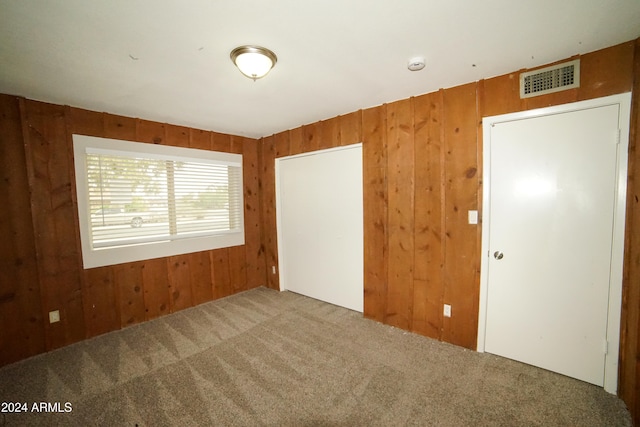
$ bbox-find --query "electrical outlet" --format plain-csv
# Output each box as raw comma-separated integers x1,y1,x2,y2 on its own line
49,310,60,323
443,304,452,318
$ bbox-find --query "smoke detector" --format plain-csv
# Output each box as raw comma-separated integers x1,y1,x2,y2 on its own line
408,56,425,71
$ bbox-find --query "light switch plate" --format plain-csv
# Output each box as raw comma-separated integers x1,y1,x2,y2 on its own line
468,210,478,225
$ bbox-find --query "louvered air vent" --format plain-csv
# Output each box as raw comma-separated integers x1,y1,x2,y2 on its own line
520,59,580,98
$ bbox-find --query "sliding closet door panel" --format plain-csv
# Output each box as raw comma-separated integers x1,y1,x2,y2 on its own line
276,144,363,312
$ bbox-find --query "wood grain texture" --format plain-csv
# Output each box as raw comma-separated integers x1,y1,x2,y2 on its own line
114,261,145,327
166,124,190,147
320,117,340,149
168,254,193,312
412,92,444,339
21,99,86,350
340,111,363,146
70,101,106,334
165,125,194,312
475,86,485,349
579,41,634,101
619,38,640,425
259,41,638,356
229,136,248,292
83,266,119,337
230,135,244,155
212,132,231,152
186,128,216,307
189,128,212,150
104,113,137,141
479,73,524,118
288,127,303,156
188,251,213,306
0,95,45,366
362,105,387,323
3,41,640,418
142,257,170,320
68,107,104,137
261,135,279,289
228,245,247,292
1,97,267,366
134,120,172,319
243,137,266,289
136,119,165,145
441,83,480,349
385,99,415,329
99,116,142,327
362,106,387,169
211,248,232,298
302,122,320,152
274,131,290,158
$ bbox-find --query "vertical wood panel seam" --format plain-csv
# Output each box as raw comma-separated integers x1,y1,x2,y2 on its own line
409,96,418,331
475,82,484,351
14,97,47,351
438,89,447,337
366,105,390,324
472,81,481,346
381,105,389,325
258,137,268,288
620,37,640,420
18,98,53,351
63,105,91,338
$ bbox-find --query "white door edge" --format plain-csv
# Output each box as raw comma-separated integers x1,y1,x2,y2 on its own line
477,93,632,394
275,143,364,294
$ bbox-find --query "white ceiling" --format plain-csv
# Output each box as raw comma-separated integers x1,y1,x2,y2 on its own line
1,1,639,139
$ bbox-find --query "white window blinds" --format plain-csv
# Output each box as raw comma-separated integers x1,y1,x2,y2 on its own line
73,135,244,269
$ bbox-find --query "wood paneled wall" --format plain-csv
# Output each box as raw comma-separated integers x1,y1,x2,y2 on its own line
2,36,640,426
0,97,266,365
620,37,640,425
260,89,483,349
259,40,640,420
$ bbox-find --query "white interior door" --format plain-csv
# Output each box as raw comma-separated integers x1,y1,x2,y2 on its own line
479,94,631,391
276,144,363,312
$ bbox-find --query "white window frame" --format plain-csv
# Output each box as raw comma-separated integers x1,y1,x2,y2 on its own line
73,134,244,269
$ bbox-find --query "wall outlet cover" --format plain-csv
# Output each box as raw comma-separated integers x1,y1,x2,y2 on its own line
49,310,60,323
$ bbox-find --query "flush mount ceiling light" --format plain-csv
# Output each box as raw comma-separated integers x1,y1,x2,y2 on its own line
230,45,277,81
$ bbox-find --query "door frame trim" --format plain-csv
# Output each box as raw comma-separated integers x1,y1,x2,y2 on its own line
477,93,632,394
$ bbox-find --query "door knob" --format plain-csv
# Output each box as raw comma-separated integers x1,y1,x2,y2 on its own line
494,251,504,260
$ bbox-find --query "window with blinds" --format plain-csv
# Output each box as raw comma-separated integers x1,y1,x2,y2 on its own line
73,135,244,269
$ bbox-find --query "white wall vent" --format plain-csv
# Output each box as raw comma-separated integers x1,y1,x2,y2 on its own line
520,59,580,98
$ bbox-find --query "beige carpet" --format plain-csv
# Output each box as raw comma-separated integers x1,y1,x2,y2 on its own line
0,287,631,426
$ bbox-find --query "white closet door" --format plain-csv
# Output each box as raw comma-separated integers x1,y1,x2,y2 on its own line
276,144,363,312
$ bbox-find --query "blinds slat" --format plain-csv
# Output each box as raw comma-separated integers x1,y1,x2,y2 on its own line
87,153,242,249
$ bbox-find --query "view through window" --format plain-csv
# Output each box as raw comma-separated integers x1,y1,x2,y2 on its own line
87,154,241,248
73,135,244,268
